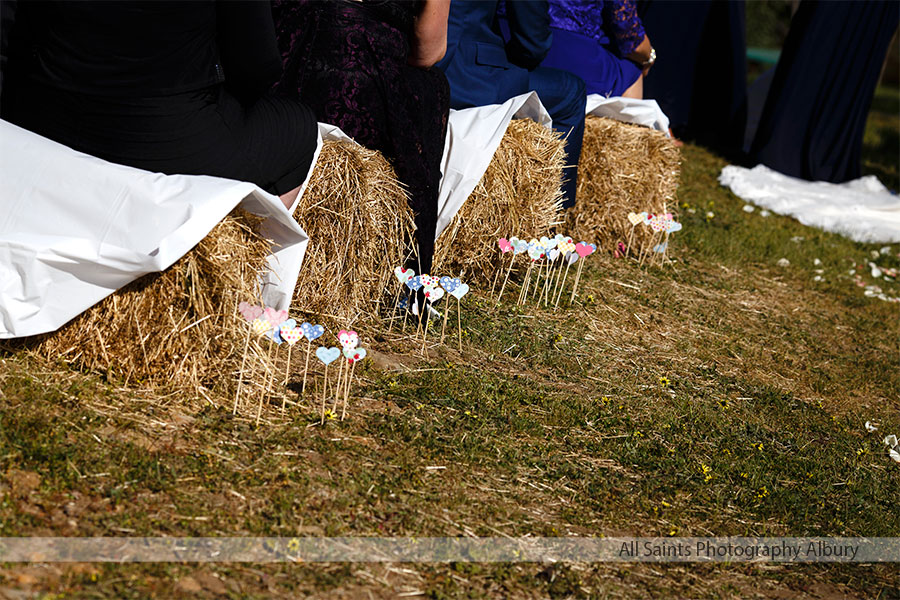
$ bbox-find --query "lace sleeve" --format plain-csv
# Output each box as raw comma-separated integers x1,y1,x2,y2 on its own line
602,0,645,56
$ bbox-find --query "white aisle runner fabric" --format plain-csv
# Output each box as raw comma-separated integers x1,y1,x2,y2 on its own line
719,164,900,244
585,95,670,135
435,91,552,239
0,120,322,339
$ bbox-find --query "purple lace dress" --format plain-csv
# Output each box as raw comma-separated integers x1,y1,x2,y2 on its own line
541,0,646,97
273,0,450,275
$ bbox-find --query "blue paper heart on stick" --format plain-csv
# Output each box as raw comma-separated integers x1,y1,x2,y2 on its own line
406,276,423,291
439,276,460,293
653,241,668,253
301,322,324,341
271,318,296,344
316,346,341,365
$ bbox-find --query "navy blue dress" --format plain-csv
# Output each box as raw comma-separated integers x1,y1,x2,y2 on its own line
749,0,899,183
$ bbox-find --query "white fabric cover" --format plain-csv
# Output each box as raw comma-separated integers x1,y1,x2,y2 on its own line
0,119,321,339
719,164,900,244
585,94,670,135
435,91,552,239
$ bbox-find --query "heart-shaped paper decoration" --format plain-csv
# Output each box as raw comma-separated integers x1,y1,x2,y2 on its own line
398,296,408,309
394,266,414,284
406,276,424,291
280,325,303,346
649,216,667,232
301,322,324,341
511,238,528,255
263,307,289,327
251,317,272,336
554,233,567,246
338,329,359,349
567,252,579,265
343,347,367,363
238,302,263,322
575,242,596,258
642,212,652,223
548,248,560,261
527,246,543,261
273,318,297,343
419,274,437,288
450,283,470,300
439,276,460,292
424,286,445,303
558,240,576,255
540,235,553,250
497,238,513,253
316,346,341,365
627,212,643,226
653,241,668,253
666,221,683,233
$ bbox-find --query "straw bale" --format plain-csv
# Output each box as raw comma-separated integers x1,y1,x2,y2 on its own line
567,116,681,251
433,118,565,280
28,210,272,396
291,140,413,324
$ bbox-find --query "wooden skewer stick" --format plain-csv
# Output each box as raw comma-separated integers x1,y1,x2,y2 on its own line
569,258,586,304
626,224,637,259
281,343,293,412
341,360,357,421
421,308,432,355
440,297,450,344
233,325,251,415
495,253,516,305
331,357,345,416
300,339,313,402
387,279,404,333
320,363,329,425
518,261,534,305
457,296,463,352
256,340,276,427
554,258,573,308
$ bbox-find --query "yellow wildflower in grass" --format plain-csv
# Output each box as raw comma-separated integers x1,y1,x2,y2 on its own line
700,464,713,482
755,486,769,500
740,472,748,479
753,442,764,451
601,396,611,405
324,409,336,421
659,376,670,388
288,538,301,552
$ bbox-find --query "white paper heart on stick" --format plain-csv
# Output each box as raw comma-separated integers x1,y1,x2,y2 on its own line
548,248,560,261
424,286,445,303
450,283,469,300
567,252,578,265
627,212,643,226
394,266,414,283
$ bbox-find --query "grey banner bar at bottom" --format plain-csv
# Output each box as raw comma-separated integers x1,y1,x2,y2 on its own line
1,537,898,563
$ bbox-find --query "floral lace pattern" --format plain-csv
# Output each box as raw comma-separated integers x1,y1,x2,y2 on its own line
548,0,645,56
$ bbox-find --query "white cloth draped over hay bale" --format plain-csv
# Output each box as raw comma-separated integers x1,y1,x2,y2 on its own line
433,92,565,278
568,115,681,251
0,119,316,396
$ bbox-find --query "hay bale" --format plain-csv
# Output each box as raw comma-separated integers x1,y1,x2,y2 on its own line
567,116,681,250
291,140,413,323
31,210,271,395
433,119,565,280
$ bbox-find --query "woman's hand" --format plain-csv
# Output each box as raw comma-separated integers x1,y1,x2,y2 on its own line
408,0,450,68
627,34,654,77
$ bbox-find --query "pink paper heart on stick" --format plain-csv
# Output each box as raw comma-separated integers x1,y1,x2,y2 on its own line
238,302,263,322
575,242,595,258
264,307,289,327
338,329,359,349
497,238,513,253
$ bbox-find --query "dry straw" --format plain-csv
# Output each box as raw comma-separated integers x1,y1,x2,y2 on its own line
433,118,565,279
291,139,413,325
567,116,681,250
25,210,273,397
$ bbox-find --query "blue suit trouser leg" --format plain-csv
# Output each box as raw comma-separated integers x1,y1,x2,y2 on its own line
527,67,586,209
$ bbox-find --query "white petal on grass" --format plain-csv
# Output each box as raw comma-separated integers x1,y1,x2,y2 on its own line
889,448,900,463
743,204,755,213
777,258,790,267
884,434,898,448
865,421,879,433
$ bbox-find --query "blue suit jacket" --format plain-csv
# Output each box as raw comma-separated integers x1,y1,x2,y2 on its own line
436,0,553,108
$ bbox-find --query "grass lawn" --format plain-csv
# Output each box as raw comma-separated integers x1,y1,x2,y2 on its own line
1,89,898,598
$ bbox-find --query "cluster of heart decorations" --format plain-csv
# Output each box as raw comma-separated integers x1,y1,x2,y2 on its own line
235,302,366,425
493,234,596,308
390,267,470,353
622,210,682,265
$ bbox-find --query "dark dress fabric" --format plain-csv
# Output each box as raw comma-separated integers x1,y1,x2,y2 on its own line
638,0,747,154
540,0,644,97
273,0,450,276
436,0,586,209
1,0,316,195
749,0,899,183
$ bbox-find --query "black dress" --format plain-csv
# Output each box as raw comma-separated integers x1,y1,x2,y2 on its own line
638,0,747,155
749,0,899,183
273,0,450,275
1,1,316,196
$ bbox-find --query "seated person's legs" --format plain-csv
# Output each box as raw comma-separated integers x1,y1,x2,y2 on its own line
526,67,586,209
